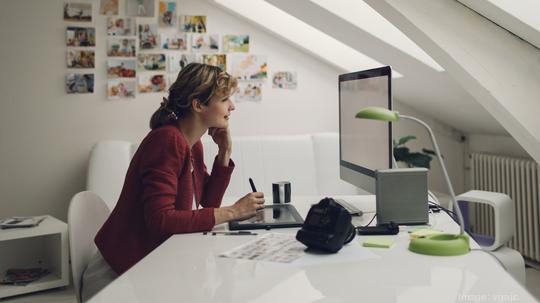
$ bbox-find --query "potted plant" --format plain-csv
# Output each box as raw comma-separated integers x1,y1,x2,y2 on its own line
393,135,438,169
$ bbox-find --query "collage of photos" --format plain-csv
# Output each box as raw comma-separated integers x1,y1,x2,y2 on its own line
62,0,296,102
64,2,95,94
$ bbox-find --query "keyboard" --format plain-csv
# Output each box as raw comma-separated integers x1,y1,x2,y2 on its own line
334,198,363,216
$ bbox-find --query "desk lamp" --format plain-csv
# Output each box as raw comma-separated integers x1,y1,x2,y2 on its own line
355,106,469,256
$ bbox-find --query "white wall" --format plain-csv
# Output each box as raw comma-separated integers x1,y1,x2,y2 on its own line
468,134,530,159
0,0,465,221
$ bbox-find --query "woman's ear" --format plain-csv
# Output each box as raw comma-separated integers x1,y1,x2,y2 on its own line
192,98,205,113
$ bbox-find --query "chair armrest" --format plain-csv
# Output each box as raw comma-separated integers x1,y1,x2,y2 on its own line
456,190,514,251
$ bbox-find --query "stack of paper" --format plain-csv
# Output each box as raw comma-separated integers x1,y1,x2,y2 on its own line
0,216,45,229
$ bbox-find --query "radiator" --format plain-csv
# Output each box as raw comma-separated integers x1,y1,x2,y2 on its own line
470,153,540,263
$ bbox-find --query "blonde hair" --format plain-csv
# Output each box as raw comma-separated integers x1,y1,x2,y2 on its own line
149,63,238,129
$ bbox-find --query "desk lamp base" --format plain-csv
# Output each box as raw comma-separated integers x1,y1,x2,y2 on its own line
409,234,470,256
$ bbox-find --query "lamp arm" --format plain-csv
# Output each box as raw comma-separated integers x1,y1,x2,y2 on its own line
400,115,465,235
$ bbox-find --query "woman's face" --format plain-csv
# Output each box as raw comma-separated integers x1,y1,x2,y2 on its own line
200,92,235,128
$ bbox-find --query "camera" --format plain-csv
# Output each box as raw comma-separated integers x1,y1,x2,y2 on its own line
296,197,356,253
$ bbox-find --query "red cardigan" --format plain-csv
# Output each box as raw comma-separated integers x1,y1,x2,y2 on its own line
94,124,234,275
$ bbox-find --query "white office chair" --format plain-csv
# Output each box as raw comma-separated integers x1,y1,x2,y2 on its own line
68,191,110,303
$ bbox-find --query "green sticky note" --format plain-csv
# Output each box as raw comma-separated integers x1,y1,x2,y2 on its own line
363,237,395,248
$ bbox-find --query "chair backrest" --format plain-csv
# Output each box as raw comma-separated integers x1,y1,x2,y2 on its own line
87,140,137,210
68,191,110,303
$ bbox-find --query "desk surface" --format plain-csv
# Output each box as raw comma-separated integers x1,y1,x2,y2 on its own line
89,196,537,303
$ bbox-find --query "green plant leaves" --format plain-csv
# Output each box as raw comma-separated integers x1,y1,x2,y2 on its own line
393,136,434,169
395,135,416,147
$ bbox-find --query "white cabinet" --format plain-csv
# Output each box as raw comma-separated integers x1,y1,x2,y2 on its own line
0,216,69,299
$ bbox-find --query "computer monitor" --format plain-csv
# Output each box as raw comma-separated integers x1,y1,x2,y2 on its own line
339,66,393,194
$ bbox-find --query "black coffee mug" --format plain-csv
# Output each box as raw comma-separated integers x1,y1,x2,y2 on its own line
272,181,291,204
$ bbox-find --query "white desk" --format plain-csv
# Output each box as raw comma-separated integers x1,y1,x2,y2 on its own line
89,196,537,303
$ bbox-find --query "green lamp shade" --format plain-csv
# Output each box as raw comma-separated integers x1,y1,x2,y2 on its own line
409,233,470,256
355,106,400,122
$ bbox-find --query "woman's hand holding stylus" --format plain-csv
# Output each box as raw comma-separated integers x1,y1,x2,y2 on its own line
232,192,265,220
213,192,265,225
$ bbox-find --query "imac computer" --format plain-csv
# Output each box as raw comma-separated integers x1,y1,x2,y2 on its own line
339,66,393,194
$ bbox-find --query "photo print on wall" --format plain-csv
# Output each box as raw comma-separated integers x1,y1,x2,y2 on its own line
66,74,94,94
100,0,119,15
64,2,92,22
168,53,198,73
229,54,268,81
272,71,297,89
223,35,249,53
107,37,136,57
67,50,95,68
236,82,262,102
107,17,135,36
138,74,167,93
160,33,187,50
66,27,96,47
108,79,136,99
191,34,219,52
202,54,226,72
107,59,136,78
126,0,155,17
159,1,177,27
138,23,158,49
137,54,166,71
179,15,207,33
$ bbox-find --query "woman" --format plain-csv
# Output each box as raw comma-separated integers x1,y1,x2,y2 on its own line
81,63,265,301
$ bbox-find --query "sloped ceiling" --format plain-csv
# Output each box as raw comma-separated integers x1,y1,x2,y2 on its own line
211,0,507,135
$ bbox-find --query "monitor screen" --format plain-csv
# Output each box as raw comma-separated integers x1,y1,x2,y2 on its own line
339,66,392,193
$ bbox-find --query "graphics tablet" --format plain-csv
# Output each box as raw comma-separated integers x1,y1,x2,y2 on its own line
228,204,304,230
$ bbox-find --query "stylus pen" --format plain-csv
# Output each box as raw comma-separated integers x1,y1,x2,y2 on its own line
249,177,257,192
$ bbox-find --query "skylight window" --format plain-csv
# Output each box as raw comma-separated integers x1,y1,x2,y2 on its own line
310,0,444,72
214,0,403,77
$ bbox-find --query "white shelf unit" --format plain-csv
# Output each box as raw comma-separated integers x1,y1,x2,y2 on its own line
0,216,69,299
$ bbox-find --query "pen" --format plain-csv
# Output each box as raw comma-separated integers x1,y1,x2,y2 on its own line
249,177,257,192
203,231,258,236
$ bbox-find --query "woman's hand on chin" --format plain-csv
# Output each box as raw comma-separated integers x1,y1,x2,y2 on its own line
209,127,232,153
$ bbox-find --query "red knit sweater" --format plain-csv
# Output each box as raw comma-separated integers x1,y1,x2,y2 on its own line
94,124,234,275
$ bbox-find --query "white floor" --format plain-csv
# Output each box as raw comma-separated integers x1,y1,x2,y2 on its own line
2,267,540,302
